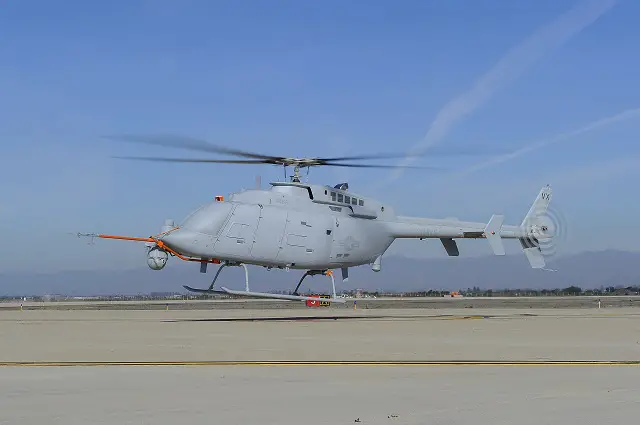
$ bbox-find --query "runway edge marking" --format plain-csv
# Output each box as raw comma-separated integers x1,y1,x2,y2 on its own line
1,360,639,367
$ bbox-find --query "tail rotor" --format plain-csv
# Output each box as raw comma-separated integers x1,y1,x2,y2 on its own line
519,185,555,269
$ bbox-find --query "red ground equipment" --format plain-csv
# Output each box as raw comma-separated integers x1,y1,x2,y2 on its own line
305,295,330,307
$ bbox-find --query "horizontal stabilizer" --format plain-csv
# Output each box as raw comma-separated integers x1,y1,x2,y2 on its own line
523,247,546,269
440,238,459,256
484,214,505,256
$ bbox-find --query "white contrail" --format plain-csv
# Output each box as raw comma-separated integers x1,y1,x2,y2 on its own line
386,0,617,184
454,107,640,178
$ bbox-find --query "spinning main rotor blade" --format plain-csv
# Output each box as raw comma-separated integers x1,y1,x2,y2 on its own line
105,134,283,161
317,146,510,162
112,156,276,164
113,156,438,169
105,133,491,164
321,162,441,169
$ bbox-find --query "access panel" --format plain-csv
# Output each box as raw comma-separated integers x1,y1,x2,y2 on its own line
214,204,261,259
278,210,332,267
250,205,288,262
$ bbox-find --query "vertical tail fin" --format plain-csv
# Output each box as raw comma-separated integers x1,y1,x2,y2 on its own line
521,185,552,228
519,185,552,269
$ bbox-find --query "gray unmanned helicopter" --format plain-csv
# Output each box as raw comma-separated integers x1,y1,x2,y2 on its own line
79,135,553,304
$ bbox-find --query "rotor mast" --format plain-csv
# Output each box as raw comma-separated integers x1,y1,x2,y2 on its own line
291,165,302,183
282,160,310,183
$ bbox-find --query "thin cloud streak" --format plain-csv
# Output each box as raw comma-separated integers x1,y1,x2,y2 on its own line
454,107,640,179
386,0,617,184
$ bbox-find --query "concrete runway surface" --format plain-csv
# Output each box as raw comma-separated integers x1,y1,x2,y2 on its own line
1,307,639,424
4,295,640,310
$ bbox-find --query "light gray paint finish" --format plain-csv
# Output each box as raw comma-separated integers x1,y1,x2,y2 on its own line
277,209,333,268
329,216,393,267
212,203,260,261
179,201,234,235
249,205,288,262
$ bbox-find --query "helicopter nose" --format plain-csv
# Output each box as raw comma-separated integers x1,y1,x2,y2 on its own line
160,228,204,257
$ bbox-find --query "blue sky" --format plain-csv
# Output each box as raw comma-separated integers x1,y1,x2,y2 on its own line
1,0,639,273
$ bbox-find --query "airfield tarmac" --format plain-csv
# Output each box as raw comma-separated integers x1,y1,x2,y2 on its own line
1,304,639,424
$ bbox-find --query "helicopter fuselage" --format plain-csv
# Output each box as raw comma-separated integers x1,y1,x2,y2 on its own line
154,180,552,273
159,182,396,270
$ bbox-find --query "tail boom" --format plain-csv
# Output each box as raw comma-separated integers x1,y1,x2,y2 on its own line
389,185,553,268
388,220,531,240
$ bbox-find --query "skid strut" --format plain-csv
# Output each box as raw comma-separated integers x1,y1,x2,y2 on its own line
327,270,336,299
184,262,249,293
293,270,336,299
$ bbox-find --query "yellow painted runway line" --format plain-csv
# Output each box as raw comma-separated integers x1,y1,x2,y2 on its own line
1,360,639,367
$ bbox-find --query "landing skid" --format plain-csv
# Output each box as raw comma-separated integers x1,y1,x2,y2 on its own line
181,286,228,296
189,286,346,304
183,265,345,304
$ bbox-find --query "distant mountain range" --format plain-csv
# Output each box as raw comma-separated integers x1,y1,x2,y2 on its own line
2,250,639,297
